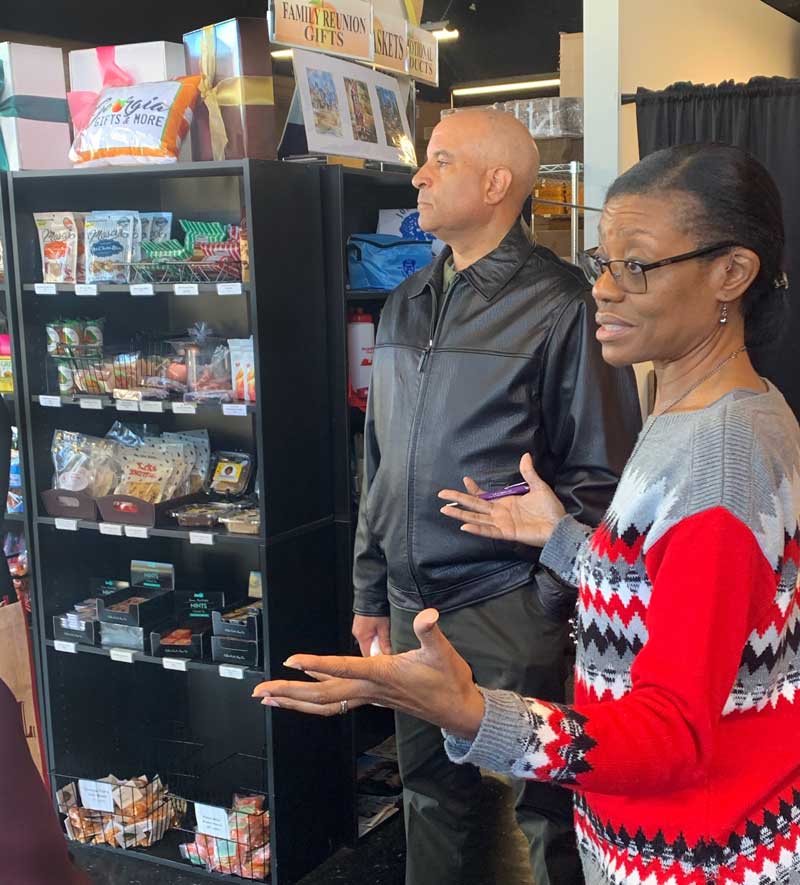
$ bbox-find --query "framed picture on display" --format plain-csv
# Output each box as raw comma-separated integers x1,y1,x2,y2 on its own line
291,48,416,165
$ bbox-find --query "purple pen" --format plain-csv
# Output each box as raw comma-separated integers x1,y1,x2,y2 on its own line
478,481,530,501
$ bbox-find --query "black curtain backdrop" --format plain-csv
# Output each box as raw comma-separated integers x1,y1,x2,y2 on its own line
636,77,800,418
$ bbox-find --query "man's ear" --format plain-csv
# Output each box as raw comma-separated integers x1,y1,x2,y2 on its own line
485,166,513,205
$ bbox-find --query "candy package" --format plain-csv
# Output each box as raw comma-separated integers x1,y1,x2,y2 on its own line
209,451,252,497
114,443,179,504
219,508,260,535
34,213,79,283
51,430,119,498
228,337,255,402
164,429,210,493
69,77,202,167
140,212,172,242
85,212,137,284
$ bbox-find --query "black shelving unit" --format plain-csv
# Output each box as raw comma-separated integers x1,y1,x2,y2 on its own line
0,174,34,564
8,160,352,884
321,165,418,833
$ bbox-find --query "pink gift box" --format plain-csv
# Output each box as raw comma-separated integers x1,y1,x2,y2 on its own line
0,42,71,171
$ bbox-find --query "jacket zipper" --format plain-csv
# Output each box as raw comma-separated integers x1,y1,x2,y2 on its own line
406,278,457,606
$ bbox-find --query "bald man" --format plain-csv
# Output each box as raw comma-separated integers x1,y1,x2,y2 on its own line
352,110,640,885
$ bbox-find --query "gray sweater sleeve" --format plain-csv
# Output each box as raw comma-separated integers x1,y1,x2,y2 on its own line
443,687,535,774
539,514,593,588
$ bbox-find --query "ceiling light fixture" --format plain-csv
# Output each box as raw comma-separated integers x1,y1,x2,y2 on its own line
271,49,294,59
452,78,560,97
432,28,460,41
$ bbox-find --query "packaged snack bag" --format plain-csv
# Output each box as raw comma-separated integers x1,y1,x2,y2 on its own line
140,212,172,242
85,212,136,283
239,216,249,282
69,77,201,167
34,213,79,283
228,337,255,402
75,212,88,283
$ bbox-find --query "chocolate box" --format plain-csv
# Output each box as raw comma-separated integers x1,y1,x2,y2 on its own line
96,588,173,628
150,623,210,660
174,590,228,623
211,599,262,641
211,635,260,668
100,619,169,653
53,614,99,647
183,18,279,161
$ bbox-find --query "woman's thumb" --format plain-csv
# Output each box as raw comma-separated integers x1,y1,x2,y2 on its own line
413,608,447,653
519,452,540,488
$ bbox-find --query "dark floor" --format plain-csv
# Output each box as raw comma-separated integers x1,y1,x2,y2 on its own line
73,776,534,885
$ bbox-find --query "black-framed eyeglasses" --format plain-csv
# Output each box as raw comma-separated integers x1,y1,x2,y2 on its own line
577,241,739,294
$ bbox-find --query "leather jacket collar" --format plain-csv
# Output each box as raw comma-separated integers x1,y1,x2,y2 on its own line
408,219,534,302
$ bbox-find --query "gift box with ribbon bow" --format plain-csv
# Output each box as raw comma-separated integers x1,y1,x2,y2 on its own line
67,42,191,161
183,18,278,162
0,42,71,171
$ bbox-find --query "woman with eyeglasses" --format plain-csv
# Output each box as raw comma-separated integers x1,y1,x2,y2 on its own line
254,143,800,885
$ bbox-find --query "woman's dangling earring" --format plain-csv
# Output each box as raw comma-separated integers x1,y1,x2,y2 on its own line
720,303,729,325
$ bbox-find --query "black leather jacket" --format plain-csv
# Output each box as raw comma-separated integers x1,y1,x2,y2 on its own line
353,221,641,619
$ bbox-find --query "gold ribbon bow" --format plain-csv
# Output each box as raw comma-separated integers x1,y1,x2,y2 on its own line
199,25,275,161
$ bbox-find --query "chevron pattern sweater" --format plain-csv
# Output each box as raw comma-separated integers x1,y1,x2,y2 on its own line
445,384,800,885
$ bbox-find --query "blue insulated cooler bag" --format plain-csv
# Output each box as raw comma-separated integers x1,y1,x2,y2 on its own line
347,234,434,291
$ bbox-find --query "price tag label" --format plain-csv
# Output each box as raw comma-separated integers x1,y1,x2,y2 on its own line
217,282,243,296
195,803,231,839
171,402,197,415
139,400,164,413
189,532,214,546
124,525,149,539
115,399,139,412
222,403,248,417
34,283,57,295
39,395,62,408
219,665,245,680
54,518,78,532
79,779,115,813
80,398,103,410
98,522,124,537
54,640,78,654
129,283,154,296
162,657,188,672
174,283,199,296
75,284,98,296
109,648,135,664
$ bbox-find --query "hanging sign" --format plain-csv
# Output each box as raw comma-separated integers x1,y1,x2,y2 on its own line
271,0,374,62
373,13,407,75
407,25,438,87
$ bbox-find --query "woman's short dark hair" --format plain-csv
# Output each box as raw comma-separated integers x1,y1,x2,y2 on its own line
605,143,788,346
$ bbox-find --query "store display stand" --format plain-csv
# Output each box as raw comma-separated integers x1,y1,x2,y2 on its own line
7,160,352,883
321,165,418,842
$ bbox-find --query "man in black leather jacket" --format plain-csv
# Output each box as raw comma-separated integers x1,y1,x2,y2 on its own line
351,109,641,885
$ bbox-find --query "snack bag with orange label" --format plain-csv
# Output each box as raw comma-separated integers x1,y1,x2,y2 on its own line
34,213,79,283
69,77,201,167
228,337,256,403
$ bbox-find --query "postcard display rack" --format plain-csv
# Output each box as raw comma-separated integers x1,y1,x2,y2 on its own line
8,160,352,883
321,166,418,775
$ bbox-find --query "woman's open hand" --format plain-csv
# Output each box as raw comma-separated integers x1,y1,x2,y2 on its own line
252,610,485,740
438,454,565,548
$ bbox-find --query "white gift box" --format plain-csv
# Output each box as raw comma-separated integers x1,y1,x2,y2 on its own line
0,42,71,171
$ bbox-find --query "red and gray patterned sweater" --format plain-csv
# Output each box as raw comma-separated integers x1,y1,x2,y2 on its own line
445,384,800,885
